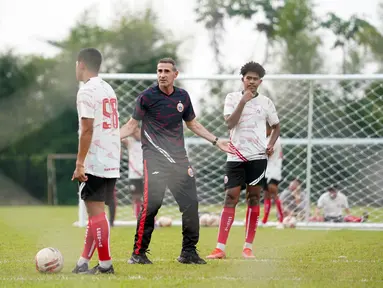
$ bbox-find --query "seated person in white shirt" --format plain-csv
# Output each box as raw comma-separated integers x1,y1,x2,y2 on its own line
314,187,368,223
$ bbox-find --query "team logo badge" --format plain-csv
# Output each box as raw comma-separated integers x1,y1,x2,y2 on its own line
224,175,228,184
187,166,194,177
177,101,184,112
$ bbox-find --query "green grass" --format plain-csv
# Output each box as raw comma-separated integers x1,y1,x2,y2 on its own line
0,206,383,287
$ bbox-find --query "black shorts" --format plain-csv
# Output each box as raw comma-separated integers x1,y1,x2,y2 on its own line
324,215,344,223
129,178,143,195
144,156,197,204
79,174,117,202
224,159,267,190
263,178,280,191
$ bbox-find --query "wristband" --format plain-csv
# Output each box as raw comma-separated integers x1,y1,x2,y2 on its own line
212,137,218,146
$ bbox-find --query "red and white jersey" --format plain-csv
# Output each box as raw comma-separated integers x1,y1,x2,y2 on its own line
76,76,120,178
265,136,283,181
223,91,279,162
126,137,143,179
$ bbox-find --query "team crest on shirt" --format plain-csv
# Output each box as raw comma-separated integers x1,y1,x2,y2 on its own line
224,175,228,184
253,104,262,114
177,101,184,112
187,166,194,177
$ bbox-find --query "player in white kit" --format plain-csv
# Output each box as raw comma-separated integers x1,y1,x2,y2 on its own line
71,48,120,274
207,61,280,259
261,123,284,227
121,126,144,219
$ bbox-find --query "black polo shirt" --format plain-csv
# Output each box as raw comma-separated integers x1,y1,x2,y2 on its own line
132,85,196,163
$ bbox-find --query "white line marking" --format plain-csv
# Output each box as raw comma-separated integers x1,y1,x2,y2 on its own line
0,276,381,283
1,258,381,265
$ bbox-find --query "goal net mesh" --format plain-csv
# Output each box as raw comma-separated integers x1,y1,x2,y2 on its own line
76,74,383,226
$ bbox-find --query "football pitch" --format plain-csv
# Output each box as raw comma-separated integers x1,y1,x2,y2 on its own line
0,207,382,288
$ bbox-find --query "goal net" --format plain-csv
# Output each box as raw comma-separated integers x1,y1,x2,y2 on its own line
62,74,383,229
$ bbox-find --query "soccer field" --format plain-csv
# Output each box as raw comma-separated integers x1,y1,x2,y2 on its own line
0,207,382,288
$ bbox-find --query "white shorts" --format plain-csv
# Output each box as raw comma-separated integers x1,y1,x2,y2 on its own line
265,164,282,182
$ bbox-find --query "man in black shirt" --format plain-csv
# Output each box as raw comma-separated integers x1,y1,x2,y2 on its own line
120,58,232,265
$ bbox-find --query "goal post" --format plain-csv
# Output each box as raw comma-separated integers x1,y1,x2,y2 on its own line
47,73,383,230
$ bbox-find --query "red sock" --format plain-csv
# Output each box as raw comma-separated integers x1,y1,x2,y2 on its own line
90,212,111,261
275,197,284,222
245,205,260,244
217,207,235,245
134,200,142,219
344,215,362,222
262,199,271,224
81,220,96,260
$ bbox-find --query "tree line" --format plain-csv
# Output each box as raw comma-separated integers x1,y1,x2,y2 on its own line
0,0,382,204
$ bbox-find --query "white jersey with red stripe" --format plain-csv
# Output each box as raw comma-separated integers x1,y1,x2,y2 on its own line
126,137,143,179
76,76,120,178
265,136,283,181
223,91,279,162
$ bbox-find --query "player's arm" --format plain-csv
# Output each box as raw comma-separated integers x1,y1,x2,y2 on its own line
343,195,351,215
224,90,253,130
183,92,233,154
76,118,94,166
120,94,145,139
266,98,281,155
315,195,324,217
185,118,220,144
120,118,139,139
72,90,95,182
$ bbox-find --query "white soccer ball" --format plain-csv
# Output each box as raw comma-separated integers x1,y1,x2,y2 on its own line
283,216,297,228
35,247,64,273
157,216,172,227
199,214,211,227
206,214,220,227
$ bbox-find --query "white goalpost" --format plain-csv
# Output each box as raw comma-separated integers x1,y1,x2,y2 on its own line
47,73,383,230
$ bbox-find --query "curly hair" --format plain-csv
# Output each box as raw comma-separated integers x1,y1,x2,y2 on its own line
240,61,266,78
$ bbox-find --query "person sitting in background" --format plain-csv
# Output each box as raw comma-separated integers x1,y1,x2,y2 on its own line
312,187,368,223
279,178,307,220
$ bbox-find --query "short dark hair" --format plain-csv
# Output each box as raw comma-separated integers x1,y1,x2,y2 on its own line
77,48,102,73
328,186,338,192
293,178,302,184
240,61,266,78
158,57,177,71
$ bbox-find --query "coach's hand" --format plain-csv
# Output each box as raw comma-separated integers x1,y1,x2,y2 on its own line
216,139,235,154
72,164,88,182
266,144,274,156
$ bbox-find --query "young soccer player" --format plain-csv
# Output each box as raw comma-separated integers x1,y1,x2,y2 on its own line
120,58,233,264
207,61,280,259
262,123,284,227
71,48,120,274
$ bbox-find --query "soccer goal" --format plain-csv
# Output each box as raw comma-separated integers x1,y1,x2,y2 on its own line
47,73,383,230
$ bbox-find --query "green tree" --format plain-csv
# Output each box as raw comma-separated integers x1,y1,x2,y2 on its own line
320,13,383,73
0,8,183,203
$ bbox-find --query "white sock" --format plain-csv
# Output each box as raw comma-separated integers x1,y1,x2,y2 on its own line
216,243,226,251
243,242,252,250
77,257,89,266
99,260,112,269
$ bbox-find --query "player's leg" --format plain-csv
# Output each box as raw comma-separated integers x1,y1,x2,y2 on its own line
129,159,167,264
344,212,369,222
167,164,206,264
73,174,115,274
262,180,271,224
268,180,284,224
207,162,244,259
243,159,268,258
106,186,117,227
130,179,143,219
